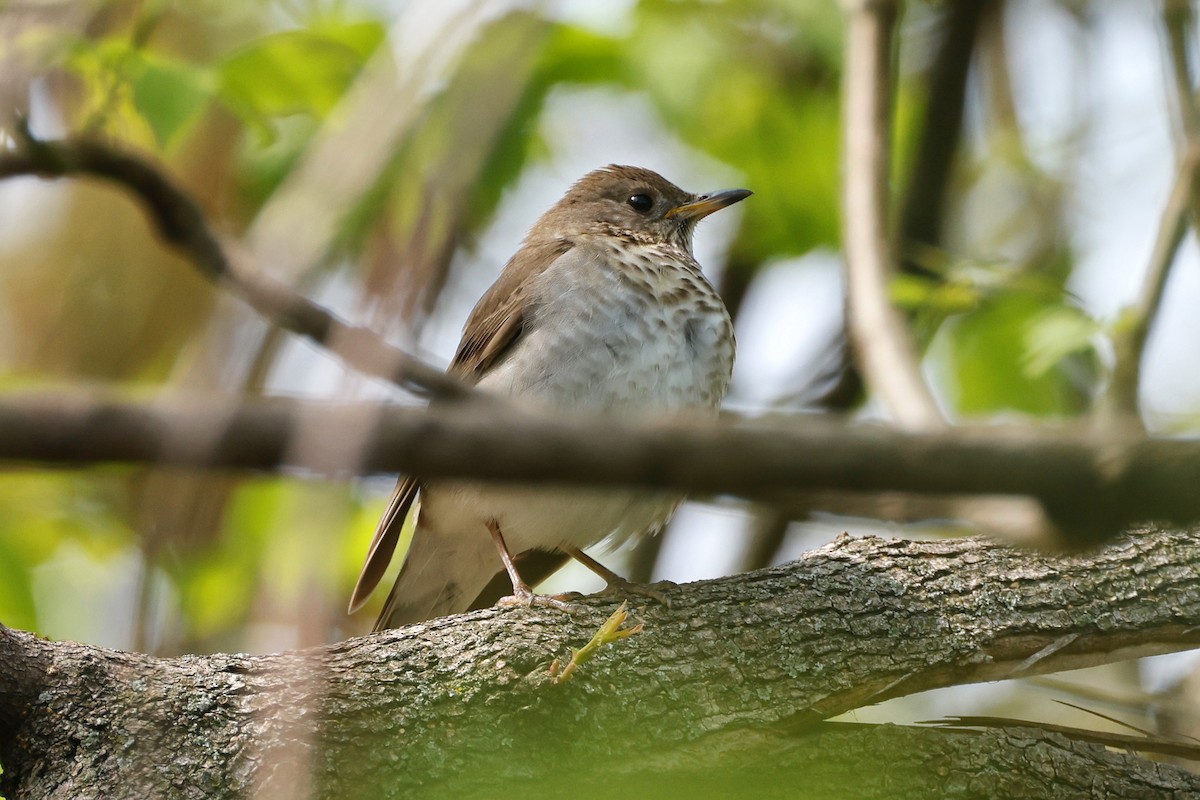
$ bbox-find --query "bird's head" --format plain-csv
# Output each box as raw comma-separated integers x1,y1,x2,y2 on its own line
529,165,751,252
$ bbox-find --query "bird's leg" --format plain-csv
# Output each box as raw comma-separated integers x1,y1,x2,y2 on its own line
562,545,673,608
487,519,573,612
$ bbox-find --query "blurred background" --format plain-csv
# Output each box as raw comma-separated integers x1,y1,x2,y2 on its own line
1,0,1199,755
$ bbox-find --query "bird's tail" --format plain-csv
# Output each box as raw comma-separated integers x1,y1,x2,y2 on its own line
372,523,500,631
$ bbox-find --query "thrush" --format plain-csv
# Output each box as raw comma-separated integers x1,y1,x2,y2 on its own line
349,165,750,630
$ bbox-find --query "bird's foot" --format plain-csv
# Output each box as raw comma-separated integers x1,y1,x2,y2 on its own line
594,576,676,609
495,583,576,613
487,520,575,613
561,545,676,608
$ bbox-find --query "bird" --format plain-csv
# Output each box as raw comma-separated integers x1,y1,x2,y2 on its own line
349,165,750,630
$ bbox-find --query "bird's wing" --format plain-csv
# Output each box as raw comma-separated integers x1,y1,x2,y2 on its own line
449,237,574,378
349,237,575,621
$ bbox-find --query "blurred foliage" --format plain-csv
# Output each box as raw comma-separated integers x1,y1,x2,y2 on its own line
0,0,1137,662
219,21,386,132
899,250,1100,415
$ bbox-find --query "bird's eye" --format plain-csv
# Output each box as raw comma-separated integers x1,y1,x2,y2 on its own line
627,194,653,213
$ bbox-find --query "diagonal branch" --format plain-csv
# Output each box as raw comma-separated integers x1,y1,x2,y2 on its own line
1,529,1198,797
1102,1,1200,422
0,135,468,400
1101,147,1196,421
926,715,1200,760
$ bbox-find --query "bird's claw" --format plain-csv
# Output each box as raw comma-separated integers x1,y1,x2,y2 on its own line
596,577,675,609
495,584,576,612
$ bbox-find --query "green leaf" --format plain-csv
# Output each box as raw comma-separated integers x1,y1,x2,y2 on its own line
627,0,845,260
126,54,213,147
945,292,1091,416
1023,306,1100,379
310,19,387,61
57,36,213,147
217,25,383,126
891,274,981,315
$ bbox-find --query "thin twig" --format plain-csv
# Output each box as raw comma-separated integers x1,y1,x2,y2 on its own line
840,0,946,432
1007,632,1079,677
0,133,469,400
549,602,643,684
1100,150,1195,422
1102,3,1200,423
1165,0,1200,142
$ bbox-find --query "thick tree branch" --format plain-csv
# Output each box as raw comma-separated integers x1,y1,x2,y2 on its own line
592,723,1200,800
841,0,945,431
1,393,1198,543
0,135,468,400
1,529,1198,798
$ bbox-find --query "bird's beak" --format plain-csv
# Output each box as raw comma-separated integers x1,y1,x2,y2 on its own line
666,188,753,221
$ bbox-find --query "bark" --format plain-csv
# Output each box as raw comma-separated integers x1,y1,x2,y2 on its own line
2,528,1199,798
570,724,1200,800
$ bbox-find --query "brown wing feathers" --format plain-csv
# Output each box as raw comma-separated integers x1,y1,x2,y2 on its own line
349,239,574,619
449,239,572,377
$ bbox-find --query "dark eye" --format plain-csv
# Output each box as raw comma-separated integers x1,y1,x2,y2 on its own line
627,193,653,213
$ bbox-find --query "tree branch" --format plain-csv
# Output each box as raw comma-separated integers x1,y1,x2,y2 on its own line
0,134,468,400
1101,147,1195,422
841,0,946,431
603,723,1200,800
1,529,1198,797
899,0,996,268
1102,2,1200,422
1,393,1199,543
